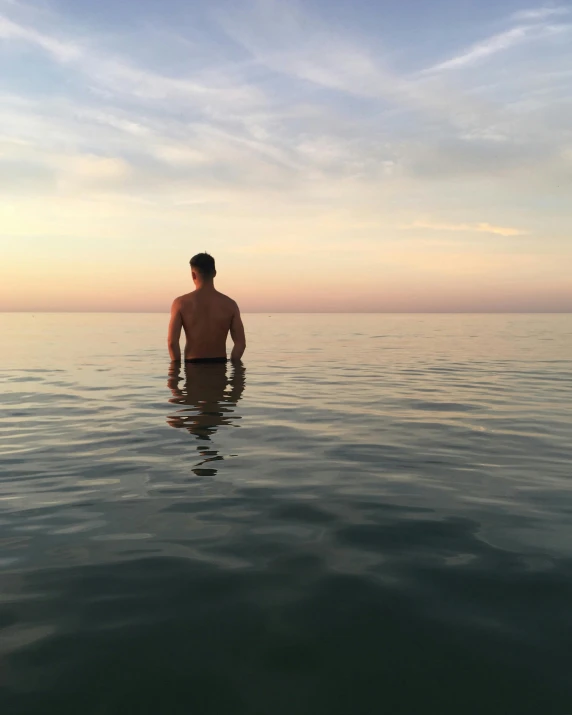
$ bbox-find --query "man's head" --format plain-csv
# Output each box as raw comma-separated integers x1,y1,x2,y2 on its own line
190,252,216,284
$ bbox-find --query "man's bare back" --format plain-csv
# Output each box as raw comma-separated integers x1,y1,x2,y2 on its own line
168,253,246,363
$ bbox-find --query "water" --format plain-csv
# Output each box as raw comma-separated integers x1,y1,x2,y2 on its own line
1,313,571,714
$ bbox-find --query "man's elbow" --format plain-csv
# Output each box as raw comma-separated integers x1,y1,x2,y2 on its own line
231,332,245,347
231,338,246,360
168,340,181,360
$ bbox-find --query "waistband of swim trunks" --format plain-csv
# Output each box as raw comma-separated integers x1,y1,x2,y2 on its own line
185,357,227,364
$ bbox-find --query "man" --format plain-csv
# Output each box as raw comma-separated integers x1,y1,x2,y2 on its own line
168,253,246,364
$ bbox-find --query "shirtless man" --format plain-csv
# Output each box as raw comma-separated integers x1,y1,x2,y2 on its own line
167,253,246,364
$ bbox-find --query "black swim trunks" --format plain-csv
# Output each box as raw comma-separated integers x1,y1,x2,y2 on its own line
185,357,227,364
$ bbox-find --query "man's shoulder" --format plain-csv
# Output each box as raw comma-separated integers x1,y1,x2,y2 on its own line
172,292,196,307
215,291,239,309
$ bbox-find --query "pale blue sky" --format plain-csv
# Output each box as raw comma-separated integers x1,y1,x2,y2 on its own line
1,0,571,311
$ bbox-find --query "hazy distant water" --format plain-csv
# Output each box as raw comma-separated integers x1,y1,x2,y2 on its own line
1,313,571,714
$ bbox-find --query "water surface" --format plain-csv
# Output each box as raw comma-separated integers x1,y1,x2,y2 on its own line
1,313,571,714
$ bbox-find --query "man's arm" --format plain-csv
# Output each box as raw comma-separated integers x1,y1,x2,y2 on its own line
229,303,246,362
167,299,183,361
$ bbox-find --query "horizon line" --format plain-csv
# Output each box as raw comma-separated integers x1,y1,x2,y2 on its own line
1,311,571,316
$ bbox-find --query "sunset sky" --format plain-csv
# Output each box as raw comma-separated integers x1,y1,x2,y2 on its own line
1,0,571,312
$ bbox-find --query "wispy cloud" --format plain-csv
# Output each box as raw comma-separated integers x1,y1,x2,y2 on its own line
427,27,533,72
0,14,80,61
400,221,529,237
0,12,264,110
424,6,571,73
215,0,471,119
425,23,568,73
512,6,570,21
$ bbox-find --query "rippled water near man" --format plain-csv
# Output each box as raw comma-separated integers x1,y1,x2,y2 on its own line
167,358,245,476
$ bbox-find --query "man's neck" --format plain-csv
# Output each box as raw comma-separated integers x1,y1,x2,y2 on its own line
194,280,215,292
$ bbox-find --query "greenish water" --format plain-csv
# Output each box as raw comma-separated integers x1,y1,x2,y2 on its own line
1,313,571,714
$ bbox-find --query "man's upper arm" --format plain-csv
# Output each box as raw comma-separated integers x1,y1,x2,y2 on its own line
230,303,245,345
168,298,183,345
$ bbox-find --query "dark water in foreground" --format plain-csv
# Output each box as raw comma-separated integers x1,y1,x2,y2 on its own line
1,313,571,714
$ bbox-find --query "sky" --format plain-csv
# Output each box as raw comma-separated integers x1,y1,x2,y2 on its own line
0,0,571,312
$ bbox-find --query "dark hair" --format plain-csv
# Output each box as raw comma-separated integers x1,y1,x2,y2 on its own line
190,252,216,278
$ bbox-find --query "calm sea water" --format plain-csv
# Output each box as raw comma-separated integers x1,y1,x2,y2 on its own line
1,313,571,714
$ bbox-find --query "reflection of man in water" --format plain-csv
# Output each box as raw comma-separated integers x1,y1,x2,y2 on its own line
166,361,245,475
167,252,246,364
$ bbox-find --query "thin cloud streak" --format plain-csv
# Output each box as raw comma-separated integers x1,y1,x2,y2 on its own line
512,6,570,21
425,22,568,73
0,13,80,61
0,12,265,110
400,221,529,237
